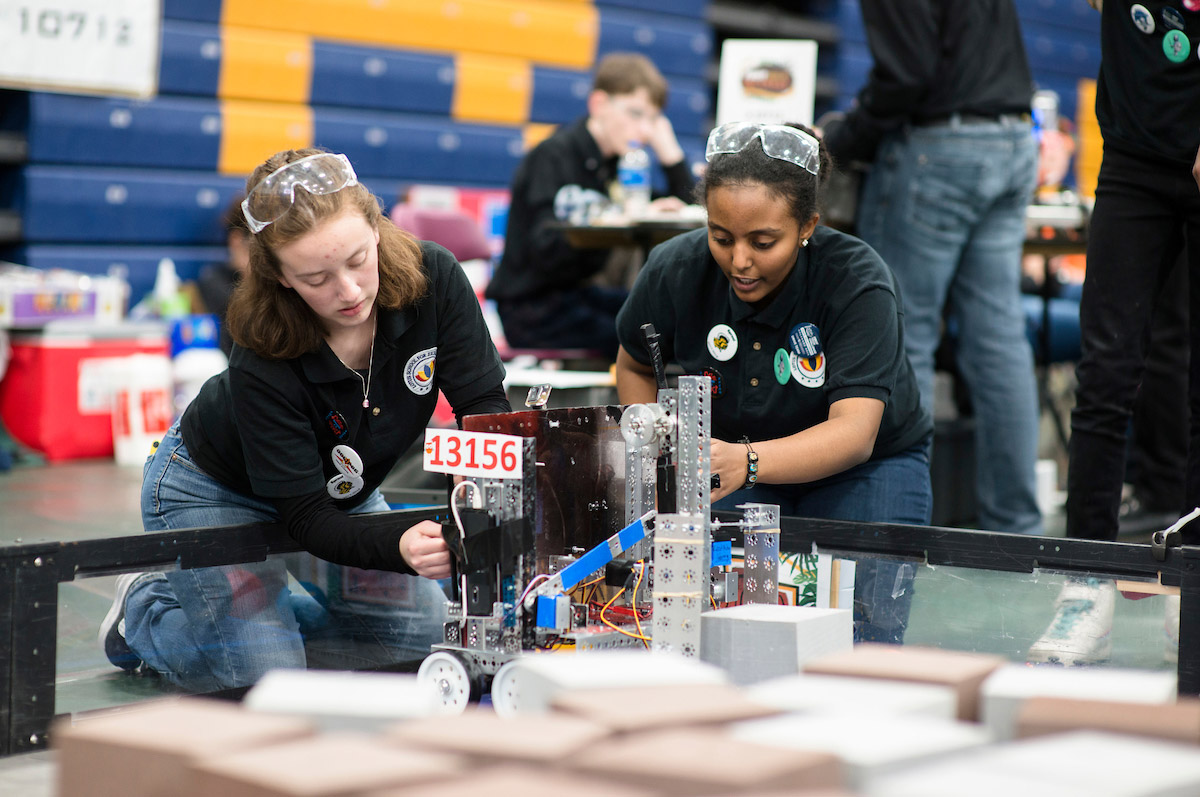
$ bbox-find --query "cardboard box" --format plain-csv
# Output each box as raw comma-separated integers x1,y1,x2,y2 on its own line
386,712,611,765
365,765,662,797
53,698,314,797
1017,696,1200,745
549,682,779,733
567,728,843,796
493,650,727,714
803,643,1006,721
730,713,990,790
746,672,958,719
699,604,852,684
244,670,439,732
982,663,1177,740
187,733,464,797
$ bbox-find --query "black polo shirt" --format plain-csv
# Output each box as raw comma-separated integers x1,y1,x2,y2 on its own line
180,241,509,570
487,116,695,301
616,226,931,461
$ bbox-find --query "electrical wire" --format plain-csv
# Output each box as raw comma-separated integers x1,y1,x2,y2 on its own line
630,560,649,648
599,585,650,642
449,479,477,604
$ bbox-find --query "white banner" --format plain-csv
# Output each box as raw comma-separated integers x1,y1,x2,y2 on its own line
0,0,160,97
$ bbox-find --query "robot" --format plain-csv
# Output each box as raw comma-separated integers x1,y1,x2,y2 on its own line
417,349,782,713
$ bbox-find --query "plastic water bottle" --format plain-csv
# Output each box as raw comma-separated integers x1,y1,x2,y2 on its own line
153,258,190,318
618,144,651,217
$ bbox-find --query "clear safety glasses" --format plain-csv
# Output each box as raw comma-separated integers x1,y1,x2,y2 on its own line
241,152,359,234
705,121,820,175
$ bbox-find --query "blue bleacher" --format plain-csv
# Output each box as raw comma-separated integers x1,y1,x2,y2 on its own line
22,93,221,171
311,42,454,117
595,0,709,20
16,166,244,244
597,6,712,79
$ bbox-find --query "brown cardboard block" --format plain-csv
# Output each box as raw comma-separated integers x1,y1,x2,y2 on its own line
1016,696,1200,745
548,682,780,732
53,697,315,797
187,733,464,797
803,644,1006,721
566,727,844,796
385,711,611,764
365,765,663,797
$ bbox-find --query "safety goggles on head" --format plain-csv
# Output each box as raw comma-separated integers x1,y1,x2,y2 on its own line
241,152,359,234
705,122,820,175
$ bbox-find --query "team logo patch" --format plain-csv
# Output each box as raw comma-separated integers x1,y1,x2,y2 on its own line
326,473,364,500
706,324,738,361
790,351,826,388
404,347,438,395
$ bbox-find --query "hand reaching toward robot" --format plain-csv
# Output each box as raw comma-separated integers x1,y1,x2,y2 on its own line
709,437,750,502
400,520,452,579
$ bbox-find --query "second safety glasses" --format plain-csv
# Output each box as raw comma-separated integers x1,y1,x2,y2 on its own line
705,122,820,175
242,152,359,234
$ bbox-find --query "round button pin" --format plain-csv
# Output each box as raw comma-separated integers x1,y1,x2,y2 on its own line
1162,6,1186,30
326,473,364,500
707,324,739,361
1164,29,1191,62
774,348,791,385
1131,4,1156,34
1185,0,1200,12
788,322,822,358
702,367,725,398
331,444,364,478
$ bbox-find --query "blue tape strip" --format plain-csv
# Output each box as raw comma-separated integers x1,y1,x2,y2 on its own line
558,517,650,591
617,518,648,552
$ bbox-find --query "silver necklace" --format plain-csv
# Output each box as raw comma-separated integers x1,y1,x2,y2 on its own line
337,316,376,409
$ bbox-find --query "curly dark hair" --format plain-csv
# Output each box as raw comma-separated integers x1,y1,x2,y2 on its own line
226,148,427,360
695,123,832,225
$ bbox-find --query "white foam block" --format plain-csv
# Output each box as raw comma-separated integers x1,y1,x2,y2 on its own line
244,669,438,731
700,604,853,685
748,672,957,720
869,731,1200,797
503,649,727,714
731,712,991,789
981,663,1177,740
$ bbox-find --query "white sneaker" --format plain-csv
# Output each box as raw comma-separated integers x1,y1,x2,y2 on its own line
1027,577,1115,666
1165,594,1181,665
98,572,164,671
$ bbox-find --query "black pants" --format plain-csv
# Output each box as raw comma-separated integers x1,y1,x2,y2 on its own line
1128,256,1188,513
1067,145,1200,541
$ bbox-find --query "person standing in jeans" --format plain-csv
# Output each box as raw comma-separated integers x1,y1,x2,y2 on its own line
1027,0,1199,666
823,0,1042,537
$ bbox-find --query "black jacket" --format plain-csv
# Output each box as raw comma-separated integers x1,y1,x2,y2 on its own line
487,117,694,301
824,0,1034,165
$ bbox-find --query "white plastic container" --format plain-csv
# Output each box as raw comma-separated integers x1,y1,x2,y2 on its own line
110,352,173,466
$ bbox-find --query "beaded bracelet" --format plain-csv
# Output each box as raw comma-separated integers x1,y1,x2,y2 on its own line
739,436,758,489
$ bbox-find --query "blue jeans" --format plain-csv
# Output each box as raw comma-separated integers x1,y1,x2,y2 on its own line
858,119,1042,536
715,442,932,644
126,424,448,692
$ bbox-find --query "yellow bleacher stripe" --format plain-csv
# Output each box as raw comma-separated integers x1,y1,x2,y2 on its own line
218,100,314,176
523,123,558,152
218,27,313,104
222,0,599,69
452,53,532,124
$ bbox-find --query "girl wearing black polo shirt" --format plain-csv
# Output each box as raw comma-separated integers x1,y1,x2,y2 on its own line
615,123,933,641
99,149,509,690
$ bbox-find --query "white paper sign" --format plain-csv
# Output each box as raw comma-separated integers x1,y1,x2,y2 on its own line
0,0,161,97
423,428,524,480
716,39,818,127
